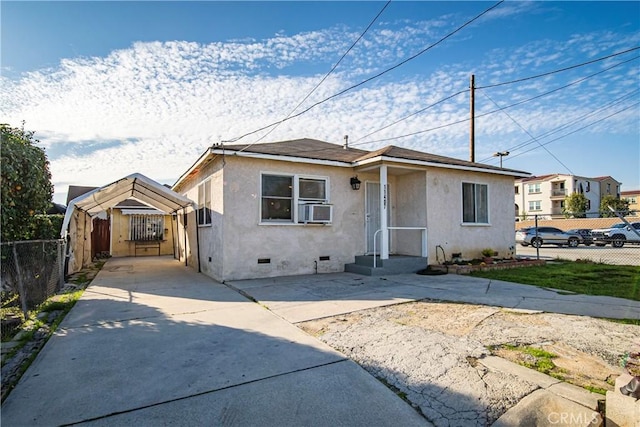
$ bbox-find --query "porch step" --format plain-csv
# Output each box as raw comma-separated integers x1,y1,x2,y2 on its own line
344,255,428,276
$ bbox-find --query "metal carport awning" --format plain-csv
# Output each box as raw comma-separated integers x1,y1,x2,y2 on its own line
60,172,197,275
61,173,195,234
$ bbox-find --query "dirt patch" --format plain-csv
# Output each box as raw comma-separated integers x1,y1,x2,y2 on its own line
298,300,638,425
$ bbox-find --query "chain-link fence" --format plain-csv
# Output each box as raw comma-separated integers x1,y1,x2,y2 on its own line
1,240,65,338
514,214,640,267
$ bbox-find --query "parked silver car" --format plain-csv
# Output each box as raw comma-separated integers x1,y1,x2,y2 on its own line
515,227,582,248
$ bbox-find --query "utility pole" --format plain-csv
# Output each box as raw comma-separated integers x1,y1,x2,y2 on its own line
470,74,475,162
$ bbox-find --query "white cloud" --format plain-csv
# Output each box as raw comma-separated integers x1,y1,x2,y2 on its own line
1,15,638,202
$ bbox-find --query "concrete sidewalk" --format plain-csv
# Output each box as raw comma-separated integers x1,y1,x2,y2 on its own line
226,272,640,323
1,257,426,426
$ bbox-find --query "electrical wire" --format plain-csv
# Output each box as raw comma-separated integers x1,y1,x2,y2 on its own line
356,55,640,146
353,54,639,147
477,46,639,89
479,90,574,174
506,101,640,160
240,0,392,151
221,0,505,144
479,88,640,163
353,89,469,143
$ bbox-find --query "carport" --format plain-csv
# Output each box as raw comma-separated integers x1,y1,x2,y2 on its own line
61,173,197,275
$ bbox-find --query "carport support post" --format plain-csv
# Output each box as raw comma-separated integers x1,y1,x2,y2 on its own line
183,209,188,267
380,165,389,260
195,212,201,273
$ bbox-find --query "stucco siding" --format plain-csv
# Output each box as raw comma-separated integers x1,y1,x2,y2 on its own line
425,169,516,261
174,158,224,280
172,150,521,279
220,156,363,280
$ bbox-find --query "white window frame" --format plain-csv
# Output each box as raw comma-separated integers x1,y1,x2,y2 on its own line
528,200,542,211
197,179,212,227
260,173,330,224
462,182,489,225
528,183,541,194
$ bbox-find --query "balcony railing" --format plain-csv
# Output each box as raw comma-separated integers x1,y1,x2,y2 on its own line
551,189,567,197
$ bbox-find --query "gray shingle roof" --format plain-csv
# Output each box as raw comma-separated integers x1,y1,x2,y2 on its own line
221,138,368,162
221,138,527,175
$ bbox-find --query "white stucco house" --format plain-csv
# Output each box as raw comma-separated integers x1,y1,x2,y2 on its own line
172,138,530,281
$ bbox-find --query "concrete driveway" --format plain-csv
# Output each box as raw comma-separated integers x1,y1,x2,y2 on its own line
226,271,640,323
1,257,425,426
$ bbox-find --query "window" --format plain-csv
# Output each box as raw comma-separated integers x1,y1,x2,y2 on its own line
462,182,488,224
130,215,164,241
198,179,212,226
262,175,293,221
514,186,519,194
261,174,329,223
528,200,541,211
528,183,541,194
299,178,326,202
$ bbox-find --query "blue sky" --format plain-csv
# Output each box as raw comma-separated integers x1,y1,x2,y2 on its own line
1,1,639,205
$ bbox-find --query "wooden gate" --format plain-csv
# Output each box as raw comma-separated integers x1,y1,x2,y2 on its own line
92,218,110,259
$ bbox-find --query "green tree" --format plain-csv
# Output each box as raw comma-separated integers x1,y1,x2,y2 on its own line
1,124,54,241
600,194,630,217
562,193,589,218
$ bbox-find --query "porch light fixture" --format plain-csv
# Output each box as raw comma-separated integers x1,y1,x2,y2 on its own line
350,176,361,191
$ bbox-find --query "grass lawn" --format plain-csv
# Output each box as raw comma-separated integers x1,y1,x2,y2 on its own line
470,260,640,302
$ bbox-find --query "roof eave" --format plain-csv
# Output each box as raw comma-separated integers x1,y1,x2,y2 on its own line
354,156,530,178
172,147,214,190
211,148,356,168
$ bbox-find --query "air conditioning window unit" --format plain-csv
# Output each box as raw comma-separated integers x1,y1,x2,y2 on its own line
299,204,332,224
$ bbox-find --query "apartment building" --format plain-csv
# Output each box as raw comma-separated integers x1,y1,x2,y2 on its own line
515,174,608,219
621,189,640,216
594,176,621,199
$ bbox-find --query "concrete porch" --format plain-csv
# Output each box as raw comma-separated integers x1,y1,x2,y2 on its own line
344,255,428,276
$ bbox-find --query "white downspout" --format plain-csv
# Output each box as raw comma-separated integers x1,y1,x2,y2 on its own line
380,165,389,260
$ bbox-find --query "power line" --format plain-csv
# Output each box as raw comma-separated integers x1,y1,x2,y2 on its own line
356,55,639,146
222,0,504,144
477,46,639,89
479,90,574,174
354,54,639,146
507,101,640,160
353,89,469,143
241,0,392,150
480,88,640,163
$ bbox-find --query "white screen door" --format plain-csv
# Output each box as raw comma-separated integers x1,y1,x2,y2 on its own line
365,182,381,254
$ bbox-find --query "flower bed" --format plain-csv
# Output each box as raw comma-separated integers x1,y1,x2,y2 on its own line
429,258,546,275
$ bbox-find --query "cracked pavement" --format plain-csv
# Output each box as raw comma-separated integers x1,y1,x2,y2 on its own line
298,301,638,426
